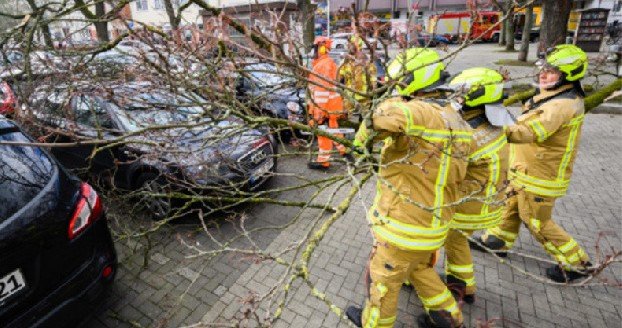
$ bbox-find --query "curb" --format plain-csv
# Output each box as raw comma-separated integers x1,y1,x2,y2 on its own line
590,102,622,115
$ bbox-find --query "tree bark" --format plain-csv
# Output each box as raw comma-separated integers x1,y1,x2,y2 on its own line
163,0,178,30
505,3,515,51
540,0,572,50
499,10,507,45
518,3,533,61
94,1,109,42
297,0,316,53
25,0,53,47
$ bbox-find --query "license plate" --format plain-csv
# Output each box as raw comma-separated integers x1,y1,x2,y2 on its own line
250,160,273,183
0,270,26,305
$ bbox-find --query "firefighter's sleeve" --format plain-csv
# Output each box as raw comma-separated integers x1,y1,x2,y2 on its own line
372,99,425,136
506,101,573,143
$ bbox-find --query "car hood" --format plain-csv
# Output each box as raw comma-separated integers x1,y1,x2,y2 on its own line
126,121,265,167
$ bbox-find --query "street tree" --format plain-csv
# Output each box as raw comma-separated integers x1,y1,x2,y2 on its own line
540,0,573,49
518,1,533,61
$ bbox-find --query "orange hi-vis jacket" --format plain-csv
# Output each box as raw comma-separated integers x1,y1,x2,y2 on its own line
308,54,344,124
506,84,585,198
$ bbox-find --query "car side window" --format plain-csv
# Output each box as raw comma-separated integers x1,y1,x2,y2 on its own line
73,95,113,129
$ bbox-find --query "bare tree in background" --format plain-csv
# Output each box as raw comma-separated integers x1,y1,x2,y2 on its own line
540,0,573,49
518,1,533,61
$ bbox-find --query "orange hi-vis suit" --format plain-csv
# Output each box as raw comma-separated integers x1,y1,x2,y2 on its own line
308,44,346,167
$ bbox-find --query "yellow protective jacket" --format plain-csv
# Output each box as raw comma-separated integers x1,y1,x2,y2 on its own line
338,56,377,112
354,98,474,251
507,84,585,198
451,110,509,231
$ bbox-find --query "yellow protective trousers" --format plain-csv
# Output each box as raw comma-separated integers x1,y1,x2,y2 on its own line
444,229,476,296
483,190,589,267
362,242,462,328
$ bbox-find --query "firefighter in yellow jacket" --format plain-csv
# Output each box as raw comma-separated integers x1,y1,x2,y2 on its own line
338,35,377,120
473,44,592,282
441,68,509,304
345,48,473,328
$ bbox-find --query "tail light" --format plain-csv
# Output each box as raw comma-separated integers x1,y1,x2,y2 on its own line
68,183,103,240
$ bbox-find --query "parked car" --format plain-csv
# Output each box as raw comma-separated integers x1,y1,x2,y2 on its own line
0,80,17,115
30,82,277,217
29,51,70,73
331,32,382,50
0,116,117,327
0,50,24,78
236,63,307,142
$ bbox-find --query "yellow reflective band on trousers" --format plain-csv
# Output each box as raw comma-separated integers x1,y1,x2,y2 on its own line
421,289,453,308
450,209,503,230
369,208,449,251
488,226,517,244
446,262,473,274
544,239,586,266
530,218,542,232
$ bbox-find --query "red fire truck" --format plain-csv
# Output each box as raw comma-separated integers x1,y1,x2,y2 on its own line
427,11,501,42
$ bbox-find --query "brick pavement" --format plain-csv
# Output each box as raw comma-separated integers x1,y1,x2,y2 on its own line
86,112,621,328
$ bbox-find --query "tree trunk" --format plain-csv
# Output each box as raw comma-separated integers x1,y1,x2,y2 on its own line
505,4,515,51
25,0,53,47
163,0,178,30
297,0,316,53
518,3,533,61
94,1,109,42
540,0,572,50
499,11,507,45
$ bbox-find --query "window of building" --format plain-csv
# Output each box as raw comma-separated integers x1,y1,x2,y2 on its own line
153,0,164,10
136,0,148,11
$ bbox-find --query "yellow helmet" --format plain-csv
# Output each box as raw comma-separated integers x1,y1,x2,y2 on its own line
387,48,445,95
539,44,588,82
448,67,505,107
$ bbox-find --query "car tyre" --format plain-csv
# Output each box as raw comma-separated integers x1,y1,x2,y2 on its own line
491,34,499,43
135,172,172,220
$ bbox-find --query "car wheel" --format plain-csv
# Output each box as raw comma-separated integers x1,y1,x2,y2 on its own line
491,34,499,43
135,172,172,220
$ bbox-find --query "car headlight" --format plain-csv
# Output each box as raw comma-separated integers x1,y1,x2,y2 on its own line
286,101,300,113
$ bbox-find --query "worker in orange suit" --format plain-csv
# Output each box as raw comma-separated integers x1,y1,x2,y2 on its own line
307,36,353,169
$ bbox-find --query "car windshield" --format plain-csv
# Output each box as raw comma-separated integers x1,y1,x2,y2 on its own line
109,91,207,131
0,125,55,221
245,64,295,87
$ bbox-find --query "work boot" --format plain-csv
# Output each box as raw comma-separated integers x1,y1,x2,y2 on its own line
546,263,592,283
446,275,475,304
417,311,462,328
345,306,363,327
307,161,329,170
469,235,507,257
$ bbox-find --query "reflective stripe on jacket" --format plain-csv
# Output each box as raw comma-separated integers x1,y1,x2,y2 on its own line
506,84,585,198
354,98,474,251
308,55,344,122
450,118,509,230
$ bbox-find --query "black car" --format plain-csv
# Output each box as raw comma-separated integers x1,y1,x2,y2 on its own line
236,63,307,142
30,82,277,216
0,117,117,327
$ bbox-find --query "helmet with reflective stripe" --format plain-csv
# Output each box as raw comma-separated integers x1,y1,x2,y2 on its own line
448,67,504,107
314,36,332,49
542,44,587,81
387,48,445,95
